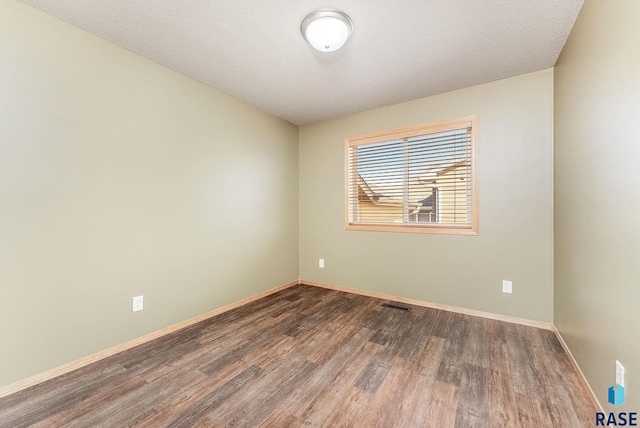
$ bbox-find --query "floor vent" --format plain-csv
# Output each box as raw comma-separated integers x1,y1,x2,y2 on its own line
381,303,410,311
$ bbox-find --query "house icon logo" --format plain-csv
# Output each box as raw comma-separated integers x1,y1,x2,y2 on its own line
597,382,636,426
608,383,625,408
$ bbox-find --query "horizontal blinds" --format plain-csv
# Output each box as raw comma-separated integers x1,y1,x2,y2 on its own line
348,126,472,226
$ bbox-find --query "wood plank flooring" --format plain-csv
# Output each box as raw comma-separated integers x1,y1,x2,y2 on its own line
0,285,596,427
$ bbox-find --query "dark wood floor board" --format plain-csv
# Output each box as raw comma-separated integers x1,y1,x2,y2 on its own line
0,353,127,410
527,329,588,427
112,368,212,426
221,361,320,427
557,360,595,425
205,357,318,427
319,386,373,428
296,340,383,426
117,323,206,371
0,285,596,427
249,335,298,372
214,284,326,323
363,301,395,331
394,336,446,427
488,368,520,428
257,409,300,428
282,292,364,338
542,386,585,428
0,363,129,428
281,328,335,362
352,357,416,428
197,299,292,338
316,294,379,335
134,359,259,428
367,307,421,371
339,305,412,393
278,327,374,419
429,309,457,340
280,297,350,341
305,298,380,364
164,365,264,428
370,304,429,360
393,370,434,427
285,293,339,318
515,392,554,428
197,311,312,376
354,357,393,394
197,309,297,351
461,316,491,369
488,322,513,375
137,340,238,384
368,307,409,346
196,296,323,346
441,313,472,363
190,417,218,428
195,307,296,352
528,327,594,425
120,338,203,381
396,307,440,363
215,332,300,377
28,375,147,428
65,364,211,428
533,328,565,354
416,335,446,375
304,321,361,364
227,285,316,316
424,380,459,428
503,324,546,398
436,357,463,387
454,363,489,428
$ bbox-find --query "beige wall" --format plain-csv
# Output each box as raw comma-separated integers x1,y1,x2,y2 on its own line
555,0,640,411
0,0,299,387
299,69,554,322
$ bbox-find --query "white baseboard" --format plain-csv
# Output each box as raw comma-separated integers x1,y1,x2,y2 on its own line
551,324,603,412
0,280,299,399
302,279,552,330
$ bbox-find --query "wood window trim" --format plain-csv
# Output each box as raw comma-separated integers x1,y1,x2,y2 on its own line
344,115,479,235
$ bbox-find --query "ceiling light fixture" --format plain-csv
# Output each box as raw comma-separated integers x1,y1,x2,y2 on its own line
301,9,353,53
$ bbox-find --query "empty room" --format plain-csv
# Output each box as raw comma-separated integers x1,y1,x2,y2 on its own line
0,0,638,426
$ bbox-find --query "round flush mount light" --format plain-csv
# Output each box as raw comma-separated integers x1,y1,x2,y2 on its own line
301,9,353,52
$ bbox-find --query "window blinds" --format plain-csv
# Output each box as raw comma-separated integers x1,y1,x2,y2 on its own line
346,117,477,233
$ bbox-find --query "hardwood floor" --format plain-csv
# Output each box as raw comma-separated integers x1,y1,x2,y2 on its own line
0,285,596,427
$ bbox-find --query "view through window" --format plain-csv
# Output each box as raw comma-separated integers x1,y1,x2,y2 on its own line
346,115,478,235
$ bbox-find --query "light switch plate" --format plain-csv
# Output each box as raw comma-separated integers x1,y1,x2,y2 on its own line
616,360,625,387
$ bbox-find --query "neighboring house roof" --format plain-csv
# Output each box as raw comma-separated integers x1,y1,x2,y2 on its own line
358,160,467,208
418,159,469,182
358,175,435,206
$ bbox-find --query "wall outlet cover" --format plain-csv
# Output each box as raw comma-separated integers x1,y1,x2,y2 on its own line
132,295,144,312
502,280,513,293
319,259,324,268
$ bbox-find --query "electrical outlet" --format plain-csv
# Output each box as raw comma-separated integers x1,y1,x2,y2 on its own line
319,258,325,268
502,280,512,294
616,361,625,387
132,295,144,312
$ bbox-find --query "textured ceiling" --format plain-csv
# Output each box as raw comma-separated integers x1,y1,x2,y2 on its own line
20,0,583,125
